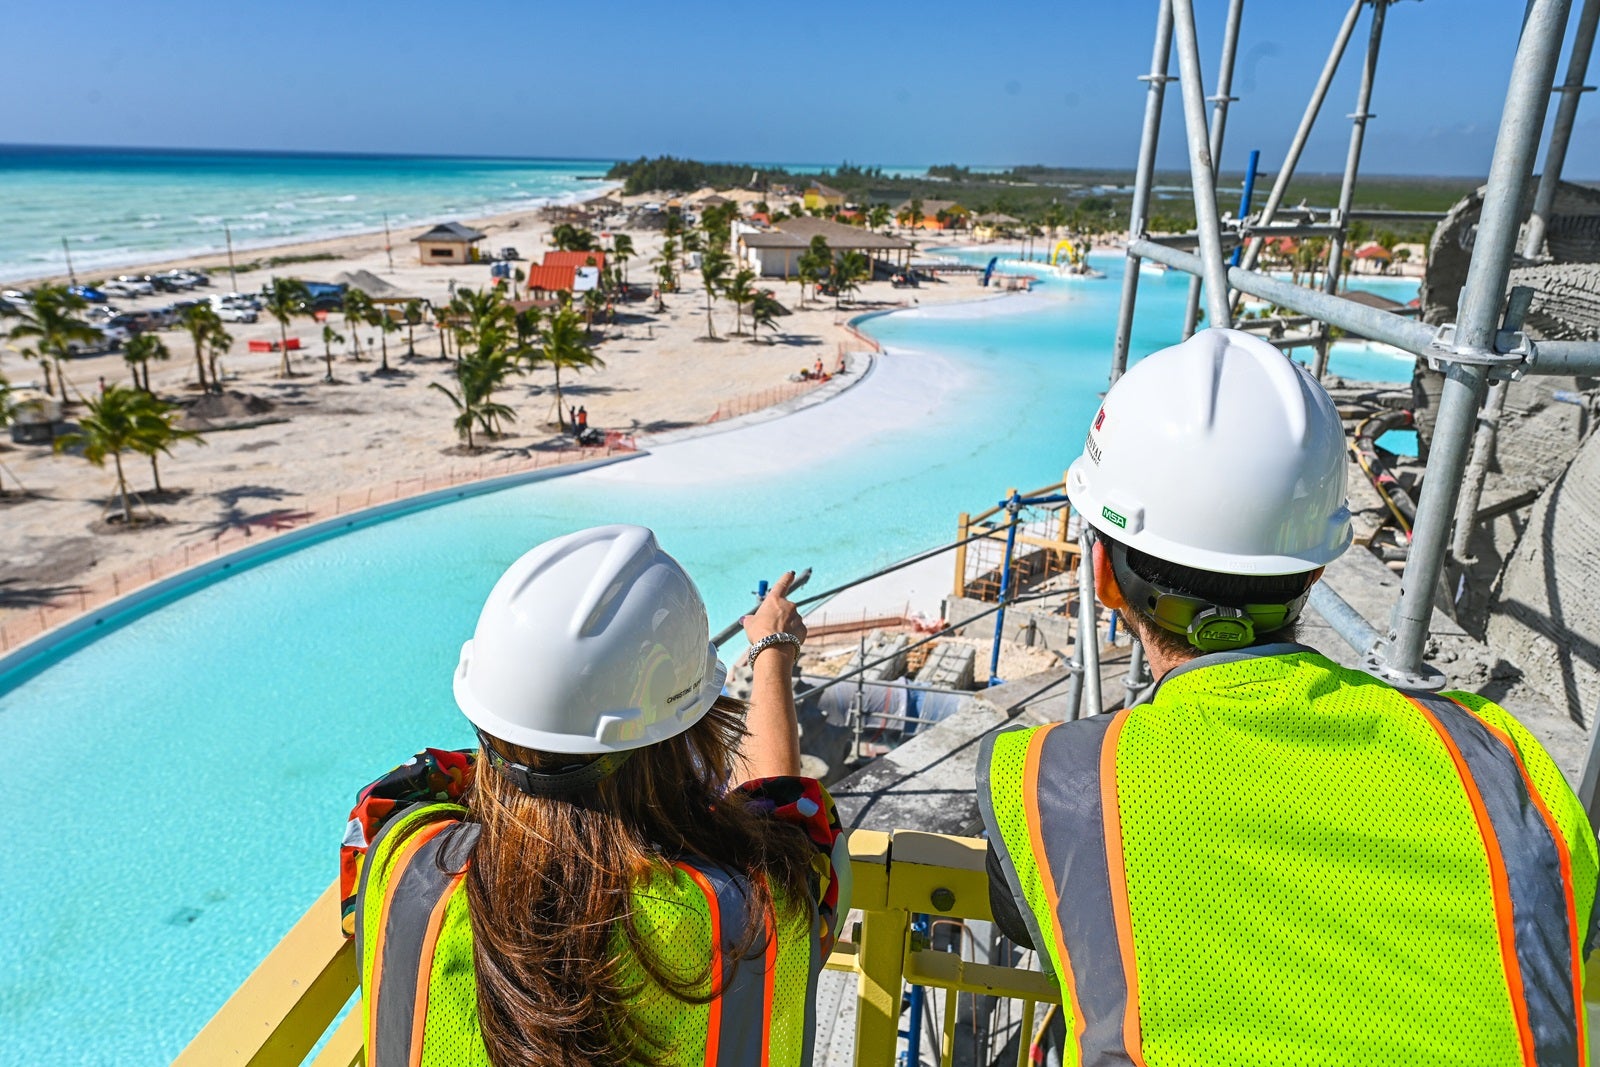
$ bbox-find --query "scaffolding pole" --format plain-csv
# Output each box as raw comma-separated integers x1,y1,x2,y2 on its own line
1128,236,1600,377
1110,0,1175,384
1451,286,1535,561
1172,0,1238,327
1312,0,1391,381
1522,0,1600,259
1229,0,1365,317
1182,0,1246,339
1377,0,1573,686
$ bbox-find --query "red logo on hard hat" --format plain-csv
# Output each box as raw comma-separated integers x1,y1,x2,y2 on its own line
1094,408,1106,430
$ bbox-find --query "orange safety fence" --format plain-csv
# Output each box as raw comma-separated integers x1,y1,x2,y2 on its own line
706,378,827,424
0,442,637,656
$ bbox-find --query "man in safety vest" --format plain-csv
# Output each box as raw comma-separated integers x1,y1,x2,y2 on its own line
979,328,1599,1066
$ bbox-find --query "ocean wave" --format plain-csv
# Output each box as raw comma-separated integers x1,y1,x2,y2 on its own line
2,166,623,283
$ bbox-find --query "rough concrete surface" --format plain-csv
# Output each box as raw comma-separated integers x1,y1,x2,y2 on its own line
1488,427,1600,732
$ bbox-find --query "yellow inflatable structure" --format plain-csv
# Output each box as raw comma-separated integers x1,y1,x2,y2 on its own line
1050,239,1083,268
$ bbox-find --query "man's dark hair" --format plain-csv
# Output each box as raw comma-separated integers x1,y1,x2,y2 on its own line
1104,534,1316,659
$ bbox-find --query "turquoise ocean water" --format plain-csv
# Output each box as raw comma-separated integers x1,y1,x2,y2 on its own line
0,232,1417,1059
0,145,617,283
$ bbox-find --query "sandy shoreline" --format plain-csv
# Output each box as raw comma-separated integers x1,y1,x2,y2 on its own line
0,203,1008,637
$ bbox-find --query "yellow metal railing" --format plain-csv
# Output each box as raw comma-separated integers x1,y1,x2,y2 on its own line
175,829,1057,1067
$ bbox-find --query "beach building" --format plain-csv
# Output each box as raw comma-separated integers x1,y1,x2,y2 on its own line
972,212,1020,242
896,199,969,231
803,182,846,212
410,221,486,265
543,250,607,273
734,216,914,278
521,263,577,299
1352,242,1393,273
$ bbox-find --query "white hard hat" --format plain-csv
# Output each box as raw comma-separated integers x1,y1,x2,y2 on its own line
453,525,728,754
1067,328,1352,575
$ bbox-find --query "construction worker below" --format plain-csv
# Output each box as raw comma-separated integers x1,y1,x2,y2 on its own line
980,328,1598,1066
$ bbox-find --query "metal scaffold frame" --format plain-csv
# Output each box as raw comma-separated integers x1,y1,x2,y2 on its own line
1106,0,1600,702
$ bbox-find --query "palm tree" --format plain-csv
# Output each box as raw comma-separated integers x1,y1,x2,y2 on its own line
123,333,169,392
205,323,233,389
611,234,635,290
868,204,891,232
797,235,832,310
540,306,603,431
8,285,99,399
341,288,373,362
180,303,226,392
699,249,730,340
54,384,145,524
750,291,782,344
453,287,511,355
321,324,345,382
129,391,202,494
726,268,756,335
402,299,425,357
831,251,868,309
899,198,925,233
581,286,606,338
550,224,598,252
264,278,310,377
680,229,703,267
371,307,399,373
653,238,678,300
430,352,515,451
0,374,14,495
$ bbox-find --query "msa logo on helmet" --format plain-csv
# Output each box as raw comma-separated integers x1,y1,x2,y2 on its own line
1084,432,1102,465
1101,506,1127,529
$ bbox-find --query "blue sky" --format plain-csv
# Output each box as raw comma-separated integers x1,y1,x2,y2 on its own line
1,0,1594,178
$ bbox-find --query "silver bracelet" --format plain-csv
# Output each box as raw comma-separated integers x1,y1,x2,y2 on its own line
747,631,802,668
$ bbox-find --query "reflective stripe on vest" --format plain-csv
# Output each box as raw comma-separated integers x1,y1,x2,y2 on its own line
1406,690,1584,1067
366,819,475,1067
982,690,1586,1067
989,715,1142,1067
674,857,789,1067
356,808,819,1067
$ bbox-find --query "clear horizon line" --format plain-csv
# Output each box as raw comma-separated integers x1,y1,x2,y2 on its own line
0,140,1541,183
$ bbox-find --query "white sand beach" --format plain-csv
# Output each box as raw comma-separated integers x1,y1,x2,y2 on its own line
0,200,1007,640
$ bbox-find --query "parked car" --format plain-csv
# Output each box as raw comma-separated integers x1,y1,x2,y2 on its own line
498,246,522,260
101,280,142,298
87,305,122,322
113,275,155,295
216,305,258,323
210,292,261,311
2,288,29,304
67,284,107,303
66,324,128,355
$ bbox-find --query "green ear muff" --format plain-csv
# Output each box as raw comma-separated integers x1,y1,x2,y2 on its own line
1187,606,1255,652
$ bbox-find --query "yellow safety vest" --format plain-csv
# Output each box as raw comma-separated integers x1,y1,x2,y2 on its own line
354,802,826,1067
979,645,1599,1067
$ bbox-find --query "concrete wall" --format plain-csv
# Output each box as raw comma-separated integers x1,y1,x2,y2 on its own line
1487,427,1600,728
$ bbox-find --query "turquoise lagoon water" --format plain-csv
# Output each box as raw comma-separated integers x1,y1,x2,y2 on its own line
0,146,616,282
0,251,1417,1062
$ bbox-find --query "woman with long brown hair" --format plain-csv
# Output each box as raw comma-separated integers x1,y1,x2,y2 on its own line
339,525,847,1067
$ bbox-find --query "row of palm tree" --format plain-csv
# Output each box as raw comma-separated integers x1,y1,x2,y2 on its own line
53,384,201,524
429,286,604,447
5,285,102,397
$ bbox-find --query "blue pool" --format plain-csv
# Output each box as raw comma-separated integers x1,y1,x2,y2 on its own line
0,251,1418,1062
